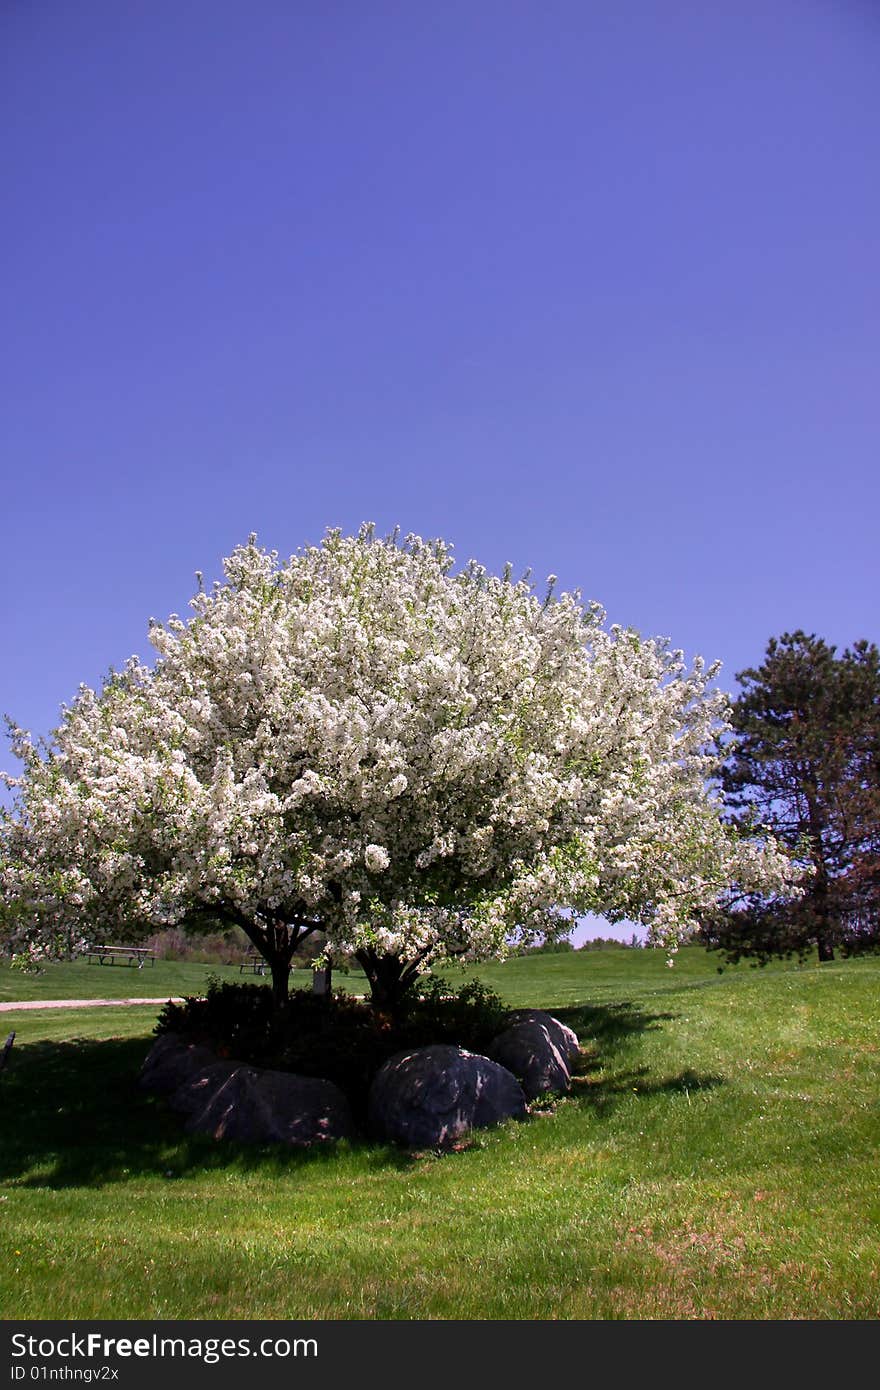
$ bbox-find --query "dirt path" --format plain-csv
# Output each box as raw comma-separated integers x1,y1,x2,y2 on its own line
0,997,185,1012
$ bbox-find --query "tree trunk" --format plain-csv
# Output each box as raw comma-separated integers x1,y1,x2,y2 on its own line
355,948,428,1016
269,954,292,1006
805,783,835,964
234,917,309,1010
355,950,408,1015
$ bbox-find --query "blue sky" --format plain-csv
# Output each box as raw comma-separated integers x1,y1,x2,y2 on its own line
3,2,878,941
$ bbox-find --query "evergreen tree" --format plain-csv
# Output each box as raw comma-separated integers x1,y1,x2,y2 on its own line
702,632,880,964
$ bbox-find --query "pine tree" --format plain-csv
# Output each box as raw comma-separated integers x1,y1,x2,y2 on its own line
702,632,880,964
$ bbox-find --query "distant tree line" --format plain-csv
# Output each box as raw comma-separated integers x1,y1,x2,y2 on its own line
518,934,644,953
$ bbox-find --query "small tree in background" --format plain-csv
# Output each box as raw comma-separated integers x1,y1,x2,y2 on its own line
702,631,880,964
2,526,791,1011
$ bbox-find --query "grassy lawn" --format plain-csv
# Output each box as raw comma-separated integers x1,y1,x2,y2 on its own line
1,948,878,1319
0,956,370,1004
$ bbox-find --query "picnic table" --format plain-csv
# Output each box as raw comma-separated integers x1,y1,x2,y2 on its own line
84,945,157,969
239,947,267,976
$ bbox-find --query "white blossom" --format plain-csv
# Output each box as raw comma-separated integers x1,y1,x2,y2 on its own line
0,526,794,978
364,844,391,874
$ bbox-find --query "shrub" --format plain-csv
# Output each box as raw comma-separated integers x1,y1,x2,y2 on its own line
155,975,512,1120
396,975,510,1053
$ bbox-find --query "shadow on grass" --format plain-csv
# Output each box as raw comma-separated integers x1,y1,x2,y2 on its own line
569,1064,725,1118
552,1000,725,1118
0,1003,725,1185
0,1036,410,1189
554,1000,676,1046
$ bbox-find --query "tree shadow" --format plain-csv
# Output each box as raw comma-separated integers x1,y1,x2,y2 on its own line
0,1036,410,1190
549,1001,725,1118
569,1063,725,1118
0,1003,726,1184
554,1000,676,1047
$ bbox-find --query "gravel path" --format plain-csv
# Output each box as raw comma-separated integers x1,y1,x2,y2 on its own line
0,997,185,1012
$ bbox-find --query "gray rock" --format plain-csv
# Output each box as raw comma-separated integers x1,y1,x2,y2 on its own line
183,1066,355,1145
167,1059,240,1115
139,1034,223,1095
506,1009,580,1062
368,1044,526,1149
489,1020,571,1100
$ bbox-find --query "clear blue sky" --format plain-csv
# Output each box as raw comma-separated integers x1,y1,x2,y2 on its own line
3,2,878,940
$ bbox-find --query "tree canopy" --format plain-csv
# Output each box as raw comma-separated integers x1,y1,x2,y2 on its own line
701,631,880,964
1,527,791,1007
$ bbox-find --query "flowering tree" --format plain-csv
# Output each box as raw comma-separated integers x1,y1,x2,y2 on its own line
1,526,792,1009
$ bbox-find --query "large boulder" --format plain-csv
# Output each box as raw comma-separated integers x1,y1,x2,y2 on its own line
167,1058,240,1115
488,1020,571,1100
368,1044,526,1149
182,1066,355,1146
505,1010,580,1063
139,1034,223,1095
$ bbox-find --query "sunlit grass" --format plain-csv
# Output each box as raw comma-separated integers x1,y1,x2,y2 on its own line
0,955,370,1005
1,949,878,1319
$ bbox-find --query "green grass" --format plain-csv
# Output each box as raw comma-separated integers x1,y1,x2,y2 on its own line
1,948,879,1319
0,956,370,1004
